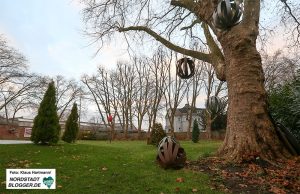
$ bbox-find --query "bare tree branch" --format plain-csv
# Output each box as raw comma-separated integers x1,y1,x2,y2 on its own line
279,0,300,44
118,26,213,63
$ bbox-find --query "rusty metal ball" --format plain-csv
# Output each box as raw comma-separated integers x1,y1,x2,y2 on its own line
176,57,195,79
156,136,186,169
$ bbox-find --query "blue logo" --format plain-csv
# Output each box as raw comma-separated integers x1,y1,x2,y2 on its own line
43,176,54,188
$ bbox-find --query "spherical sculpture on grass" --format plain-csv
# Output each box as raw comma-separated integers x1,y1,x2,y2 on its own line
156,136,186,169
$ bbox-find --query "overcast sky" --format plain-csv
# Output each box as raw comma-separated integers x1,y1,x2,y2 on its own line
0,0,293,121
0,0,289,80
0,0,130,80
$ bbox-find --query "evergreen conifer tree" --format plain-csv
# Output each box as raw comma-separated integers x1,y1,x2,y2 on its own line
31,82,60,144
149,123,166,146
62,103,79,143
192,120,200,143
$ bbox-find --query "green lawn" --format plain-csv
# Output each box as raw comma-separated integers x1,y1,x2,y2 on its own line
0,140,222,194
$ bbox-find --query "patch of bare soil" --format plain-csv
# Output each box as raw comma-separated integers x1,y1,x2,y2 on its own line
185,156,300,194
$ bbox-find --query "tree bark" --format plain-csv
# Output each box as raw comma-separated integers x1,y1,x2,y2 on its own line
186,110,192,139
217,29,291,162
206,114,212,140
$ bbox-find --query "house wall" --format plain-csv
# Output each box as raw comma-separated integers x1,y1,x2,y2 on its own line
78,130,148,140
166,114,203,132
0,118,138,140
0,124,29,140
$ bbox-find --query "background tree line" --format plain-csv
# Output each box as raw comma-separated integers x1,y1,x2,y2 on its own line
263,51,300,143
0,35,82,125
0,33,227,140
2,31,299,143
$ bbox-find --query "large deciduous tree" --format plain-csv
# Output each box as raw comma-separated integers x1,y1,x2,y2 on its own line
0,35,27,87
185,63,204,139
82,0,299,161
0,34,29,112
54,75,81,120
146,48,169,138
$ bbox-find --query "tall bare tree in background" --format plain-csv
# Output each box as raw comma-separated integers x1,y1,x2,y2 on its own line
1,75,46,124
165,53,191,136
185,62,204,139
115,62,137,138
0,35,28,111
83,62,138,139
53,75,81,120
202,63,226,139
82,74,108,127
0,35,48,123
262,51,299,91
109,71,124,136
133,57,151,139
82,0,300,162
0,35,27,87
146,48,169,138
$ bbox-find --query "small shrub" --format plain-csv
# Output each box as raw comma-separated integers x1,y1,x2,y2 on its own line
192,120,200,143
149,123,166,146
202,152,210,158
78,130,97,140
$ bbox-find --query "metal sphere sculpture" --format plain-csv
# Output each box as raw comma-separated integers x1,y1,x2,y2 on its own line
176,57,195,79
156,136,187,169
213,0,243,30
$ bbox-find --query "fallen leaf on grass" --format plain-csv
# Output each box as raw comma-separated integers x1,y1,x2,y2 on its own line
1,181,6,185
270,186,286,194
175,187,180,192
239,184,248,188
102,167,108,171
176,177,184,183
192,188,198,192
61,175,70,180
57,185,63,188
282,180,289,187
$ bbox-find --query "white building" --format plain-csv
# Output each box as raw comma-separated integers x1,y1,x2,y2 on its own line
165,104,204,132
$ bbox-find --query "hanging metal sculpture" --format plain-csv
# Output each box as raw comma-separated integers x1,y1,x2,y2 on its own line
176,57,195,79
156,136,186,169
213,0,243,30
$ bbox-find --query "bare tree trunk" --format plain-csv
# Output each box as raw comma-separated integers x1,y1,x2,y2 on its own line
169,116,175,137
206,114,212,139
146,48,169,143
4,98,9,124
186,110,192,139
185,64,204,139
217,33,291,161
